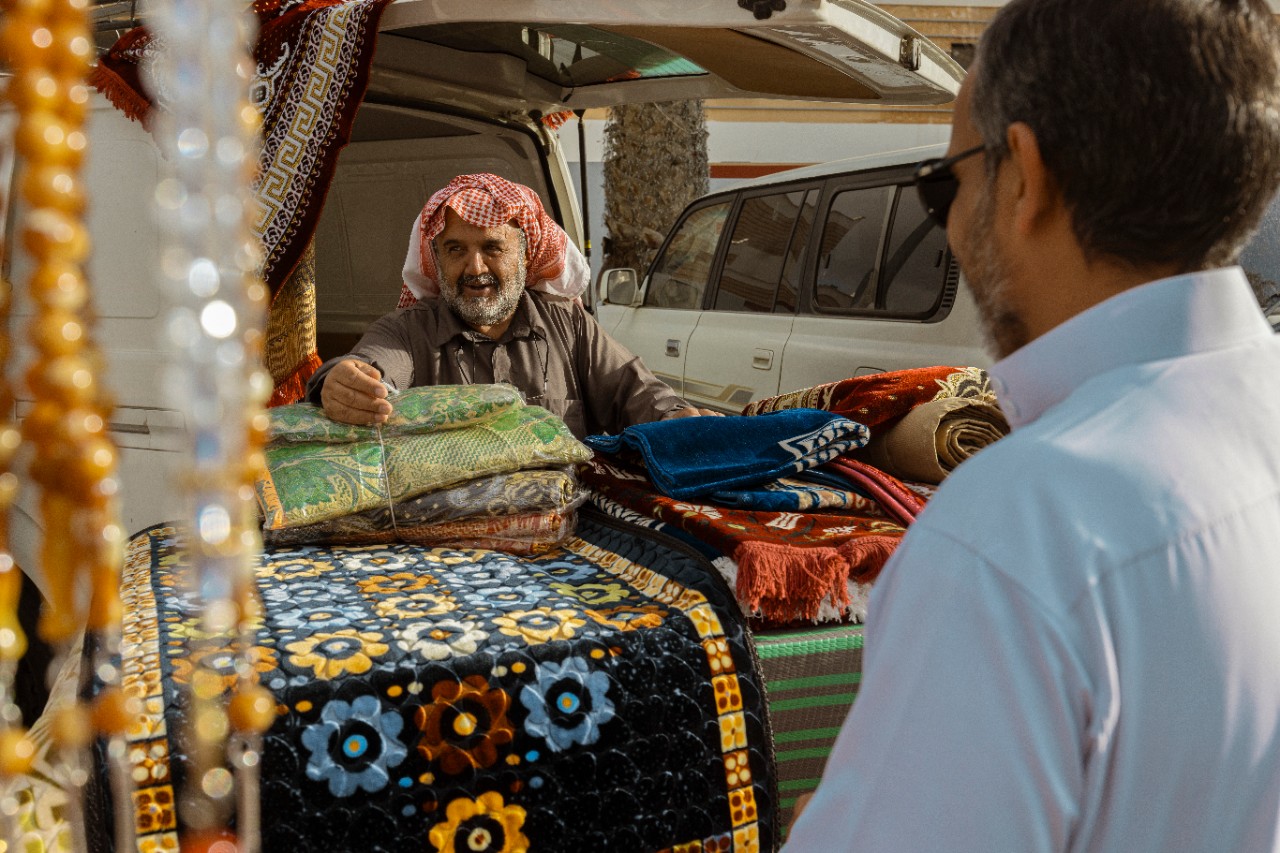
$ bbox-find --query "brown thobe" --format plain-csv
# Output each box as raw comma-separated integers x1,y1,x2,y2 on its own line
306,291,690,438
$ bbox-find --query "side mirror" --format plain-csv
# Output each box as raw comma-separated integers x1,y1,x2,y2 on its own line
602,268,641,306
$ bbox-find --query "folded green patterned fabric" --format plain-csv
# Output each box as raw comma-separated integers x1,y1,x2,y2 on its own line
257,405,592,530
267,384,524,443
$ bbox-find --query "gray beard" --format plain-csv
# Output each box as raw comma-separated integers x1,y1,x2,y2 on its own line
960,188,1030,360
442,268,524,328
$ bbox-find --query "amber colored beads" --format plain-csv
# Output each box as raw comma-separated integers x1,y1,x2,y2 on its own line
0,727,37,776
92,687,144,736
228,685,277,735
3,0,118,651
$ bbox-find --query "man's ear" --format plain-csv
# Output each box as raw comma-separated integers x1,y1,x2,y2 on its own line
1005,122,1059,236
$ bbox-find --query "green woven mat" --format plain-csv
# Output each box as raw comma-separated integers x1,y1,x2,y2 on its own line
754,623,864,839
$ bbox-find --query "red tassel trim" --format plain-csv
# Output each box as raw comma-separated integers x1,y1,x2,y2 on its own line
734,541,851,623
837,535,902,584
735,534,903,623
88,63,152,127
268,350,322,408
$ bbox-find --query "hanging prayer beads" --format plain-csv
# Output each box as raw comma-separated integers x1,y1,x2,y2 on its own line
0,164,34,785
0,0,133,849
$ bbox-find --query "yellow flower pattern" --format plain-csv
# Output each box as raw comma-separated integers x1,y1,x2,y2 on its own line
548,581,629,606
285,629,390,680
357,571,438,596
429,792,528,853
493,608,587,645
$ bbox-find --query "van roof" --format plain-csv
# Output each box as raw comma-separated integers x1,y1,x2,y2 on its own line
720,142,949,193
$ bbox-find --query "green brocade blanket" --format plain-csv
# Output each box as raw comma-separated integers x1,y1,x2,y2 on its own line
257,387,593,531
266,384,525,442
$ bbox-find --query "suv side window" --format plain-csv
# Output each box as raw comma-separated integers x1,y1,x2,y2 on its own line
880,186,951,317
776,189,818,315
811,182,952,319
813,186,892,311
714,190,808,313
645,201,730,309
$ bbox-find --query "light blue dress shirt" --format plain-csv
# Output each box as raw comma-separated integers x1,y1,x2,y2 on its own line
783,268,1280,852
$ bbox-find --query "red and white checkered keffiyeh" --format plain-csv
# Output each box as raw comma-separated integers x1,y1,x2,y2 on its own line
398,173,589,308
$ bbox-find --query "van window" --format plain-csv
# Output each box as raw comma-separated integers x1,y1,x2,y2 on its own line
646,201,730,309
813,186,892,311
880,188,951,316
714,190,808,313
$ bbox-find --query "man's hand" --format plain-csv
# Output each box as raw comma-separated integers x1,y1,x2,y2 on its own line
320,359,393,425
666,406,724,419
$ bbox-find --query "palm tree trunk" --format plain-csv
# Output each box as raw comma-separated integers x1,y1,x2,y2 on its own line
602,100,709,275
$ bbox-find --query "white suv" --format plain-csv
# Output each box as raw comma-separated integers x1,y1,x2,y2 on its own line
596,144,991,413
596,145,1280,414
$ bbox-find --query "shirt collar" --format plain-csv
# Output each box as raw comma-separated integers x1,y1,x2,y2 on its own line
424,290,544,344
989,266,1273,428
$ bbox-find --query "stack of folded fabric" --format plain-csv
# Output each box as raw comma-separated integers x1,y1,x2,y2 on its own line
582,408,909,625
585,367,1010,627
255,384,592,553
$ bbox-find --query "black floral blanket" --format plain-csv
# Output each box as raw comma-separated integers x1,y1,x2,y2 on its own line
89,507,776,852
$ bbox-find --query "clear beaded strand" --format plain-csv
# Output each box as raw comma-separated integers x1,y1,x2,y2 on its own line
143,0,272,846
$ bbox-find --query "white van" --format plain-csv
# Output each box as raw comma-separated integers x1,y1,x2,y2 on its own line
595,144,992,413
2,2,964,584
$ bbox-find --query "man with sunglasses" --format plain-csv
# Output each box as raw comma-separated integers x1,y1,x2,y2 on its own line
785,0,1280,850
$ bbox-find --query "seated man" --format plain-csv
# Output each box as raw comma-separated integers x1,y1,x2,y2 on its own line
307,173,711,438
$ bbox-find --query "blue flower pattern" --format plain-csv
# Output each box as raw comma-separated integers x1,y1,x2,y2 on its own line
459,585,553,612
275,603,369,632
520,656,616,752
530,556,603,583
300,694,408,797
262,578,361,607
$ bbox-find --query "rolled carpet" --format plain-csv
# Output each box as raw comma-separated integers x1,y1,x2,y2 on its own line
858,396,1009,484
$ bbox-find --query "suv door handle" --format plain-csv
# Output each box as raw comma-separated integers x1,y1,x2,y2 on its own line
666,339,681,357
752,349,774,370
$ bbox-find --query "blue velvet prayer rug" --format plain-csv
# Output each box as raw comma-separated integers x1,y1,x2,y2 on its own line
585,409,869,500
709,477,884,515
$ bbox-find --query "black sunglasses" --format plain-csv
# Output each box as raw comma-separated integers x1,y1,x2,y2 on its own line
913,144,986,227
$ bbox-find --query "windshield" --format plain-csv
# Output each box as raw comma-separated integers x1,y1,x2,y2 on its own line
392,22,708,88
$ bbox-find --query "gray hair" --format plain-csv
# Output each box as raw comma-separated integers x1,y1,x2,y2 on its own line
971,0,1280,271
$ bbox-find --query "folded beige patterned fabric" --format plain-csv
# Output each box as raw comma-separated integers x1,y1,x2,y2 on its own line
266,508,577,554
859,397,1009,484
